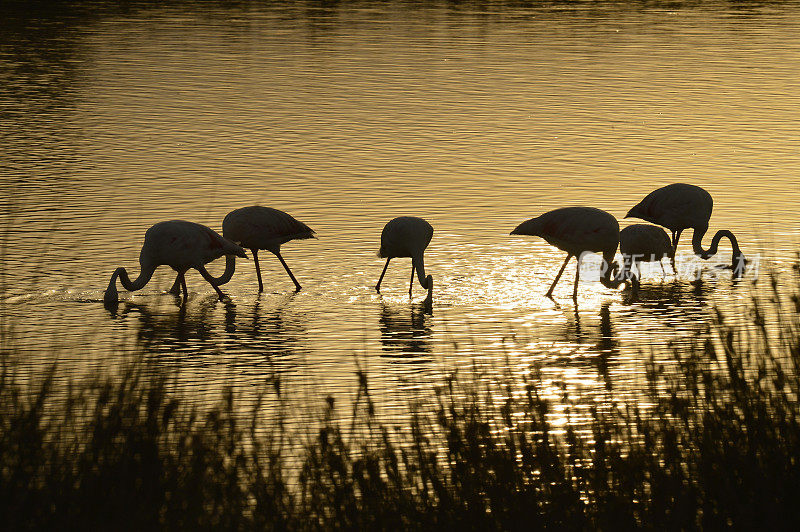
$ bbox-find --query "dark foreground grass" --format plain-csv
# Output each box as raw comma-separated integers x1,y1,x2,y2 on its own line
2,276,800,529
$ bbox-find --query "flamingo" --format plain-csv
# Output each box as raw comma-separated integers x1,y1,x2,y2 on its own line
171,206,315,293
625,183,746,274
375,216,434,307
510,207,625,300
618,224,673,287
104,220,247,306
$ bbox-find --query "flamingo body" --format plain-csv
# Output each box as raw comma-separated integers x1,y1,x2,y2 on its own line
375,216,434,307
625,183,746,273
221,206,315,292
619,224,673,285
378,216,434,260
625,183,712,232
619,224,673,261
143,220,244,271
511,207,624,299
512,207,620,257
223,206,315,254
104,220,246,306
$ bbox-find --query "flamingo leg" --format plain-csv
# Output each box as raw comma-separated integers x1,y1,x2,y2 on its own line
622,255,632,282
671,229,683,271
409,264,415,298
168,275,182,295
376,258,390,293
660,259,667,278
572,254,582,300
670,230,679,248
180,272,188,305
275,251,302,292
636,259,645,294
546,254,572,299
633,259,641,283
197,265,227,301
252,249,264,293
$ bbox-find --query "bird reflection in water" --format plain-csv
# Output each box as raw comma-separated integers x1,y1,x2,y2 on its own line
114,294,305,369
378,303,433,363
621,277,711,308
564,301,618,390
613,277,743,365
222,293,306,362
116,296,219,357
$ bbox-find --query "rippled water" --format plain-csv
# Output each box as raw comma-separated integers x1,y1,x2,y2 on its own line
2,0,800,421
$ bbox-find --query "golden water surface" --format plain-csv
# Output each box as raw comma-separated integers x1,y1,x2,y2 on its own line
2,0,799,424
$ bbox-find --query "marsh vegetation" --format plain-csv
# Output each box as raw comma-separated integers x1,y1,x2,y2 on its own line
3,271,799,529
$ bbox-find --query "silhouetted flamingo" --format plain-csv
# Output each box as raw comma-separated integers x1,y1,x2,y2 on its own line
375,216,434,307
171,206,315,294
510,207,625,300
625,183,746,274
619,224,673,287
104,220,246,306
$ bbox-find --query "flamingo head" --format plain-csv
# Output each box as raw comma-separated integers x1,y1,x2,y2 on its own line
600,260,628,290
423,275,433,308
231,243,248,259
103,274,119,310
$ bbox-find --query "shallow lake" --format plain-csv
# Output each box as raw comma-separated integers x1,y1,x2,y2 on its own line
2,0,799,424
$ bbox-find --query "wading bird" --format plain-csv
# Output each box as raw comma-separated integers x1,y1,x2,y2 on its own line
625,183,746,274
172,206,315,293
104,220,247,306
375,216,434,307
510,207,625,300
618,224,674,287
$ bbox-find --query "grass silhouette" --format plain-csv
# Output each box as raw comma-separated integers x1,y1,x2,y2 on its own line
2,270,800,529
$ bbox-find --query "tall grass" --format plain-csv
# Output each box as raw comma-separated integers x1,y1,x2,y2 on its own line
2,272,800,529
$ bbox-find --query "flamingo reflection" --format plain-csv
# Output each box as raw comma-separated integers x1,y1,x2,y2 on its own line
378,303,433,361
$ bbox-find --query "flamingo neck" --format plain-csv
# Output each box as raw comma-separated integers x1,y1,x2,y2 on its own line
412,255,430,289
692,227,744,266
691,225,713,258
205,255,237,285
423,275,433,307
105,263,157,305
116,264,156,292
599,250,626,290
